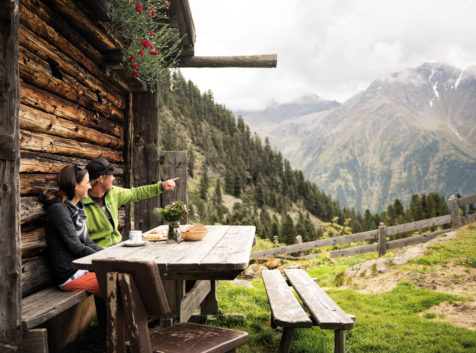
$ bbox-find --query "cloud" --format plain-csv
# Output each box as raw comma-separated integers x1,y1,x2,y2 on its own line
180,0,476,111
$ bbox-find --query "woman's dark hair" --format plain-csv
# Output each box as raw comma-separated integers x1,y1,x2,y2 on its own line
56,165,88,200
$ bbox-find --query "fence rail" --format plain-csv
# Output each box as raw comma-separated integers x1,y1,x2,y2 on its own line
251,194,476,260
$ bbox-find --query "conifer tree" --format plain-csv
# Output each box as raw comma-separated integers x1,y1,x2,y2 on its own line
280,214,296,245
199,164,209,200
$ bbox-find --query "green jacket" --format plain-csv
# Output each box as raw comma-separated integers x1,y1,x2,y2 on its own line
83,183,162,248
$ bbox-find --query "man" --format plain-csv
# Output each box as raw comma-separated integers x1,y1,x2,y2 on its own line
83,157,178,248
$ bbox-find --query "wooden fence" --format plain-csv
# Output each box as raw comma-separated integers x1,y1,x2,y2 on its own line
251,194,476,259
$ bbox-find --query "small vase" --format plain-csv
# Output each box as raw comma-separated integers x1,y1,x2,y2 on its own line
167,220,182,243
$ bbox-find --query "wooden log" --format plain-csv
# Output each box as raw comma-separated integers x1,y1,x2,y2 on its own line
169,0,195,56
20,173,57,195
448,195,462,229
179,55,278,68
20,130,123,163
457,194,476,207
20,151,124,174
20,104,124,149
21,196,45,225
295,235,304,257
105,66,147,92
19,2,103,78
46,0,120,50
0,0,22,350
21,227,47,258
386,229,449,250
21,82,123,139
461,212,476,226
378,222,387,257
22,255,53,297
19,23,126,110
132,87,161,231
19,46,125,120
329,244,378,259
386,215,452,235
251,229,378,258
160,151,188,224
123,92,133,235
78,0,111,22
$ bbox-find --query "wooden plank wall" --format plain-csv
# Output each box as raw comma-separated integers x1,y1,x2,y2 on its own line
0,0,22,350
18,0,129,297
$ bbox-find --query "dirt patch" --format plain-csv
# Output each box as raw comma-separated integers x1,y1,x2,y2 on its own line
419,300,476,331
340,231,476,330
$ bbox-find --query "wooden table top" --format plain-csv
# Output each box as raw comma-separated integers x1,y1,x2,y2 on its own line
73,225,256,280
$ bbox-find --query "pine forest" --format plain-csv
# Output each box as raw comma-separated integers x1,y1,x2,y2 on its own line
157,71,457,245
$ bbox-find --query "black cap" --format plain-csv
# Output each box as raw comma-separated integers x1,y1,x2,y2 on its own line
86,157,115,180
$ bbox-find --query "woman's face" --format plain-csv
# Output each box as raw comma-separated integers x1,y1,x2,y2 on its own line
76,172,92,200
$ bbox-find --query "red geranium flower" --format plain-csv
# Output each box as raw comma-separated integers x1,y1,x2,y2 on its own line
167,1,171,6
131,63,138,69
128,54,135,63
149,50,158,55
139,49,144,56
131,70,139,76
141,39,150,48
149,8,156,17
135,3,143,13
150,31,154,37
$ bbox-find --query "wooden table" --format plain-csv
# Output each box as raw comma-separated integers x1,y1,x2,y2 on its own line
73,225,255,323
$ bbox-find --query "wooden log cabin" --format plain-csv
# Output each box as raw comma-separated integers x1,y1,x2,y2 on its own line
0,0,277,351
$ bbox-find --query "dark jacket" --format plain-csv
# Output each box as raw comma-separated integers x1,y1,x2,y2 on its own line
46,200,102,285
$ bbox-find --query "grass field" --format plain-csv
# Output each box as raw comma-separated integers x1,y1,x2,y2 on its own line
62,223,476,353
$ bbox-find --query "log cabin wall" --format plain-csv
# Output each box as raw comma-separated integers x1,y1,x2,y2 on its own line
18,0,130,297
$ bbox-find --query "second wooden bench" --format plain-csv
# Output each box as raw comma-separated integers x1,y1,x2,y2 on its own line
262,269,355,353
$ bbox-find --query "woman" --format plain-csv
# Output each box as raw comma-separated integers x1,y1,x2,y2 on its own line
45,164,103,296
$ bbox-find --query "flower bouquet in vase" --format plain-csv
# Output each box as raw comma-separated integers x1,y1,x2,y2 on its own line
153,201,187,243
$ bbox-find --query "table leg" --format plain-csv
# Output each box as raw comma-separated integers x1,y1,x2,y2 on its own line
200,280,219,315
162,279,185,323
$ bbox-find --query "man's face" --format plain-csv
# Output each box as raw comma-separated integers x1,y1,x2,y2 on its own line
101,174,115,192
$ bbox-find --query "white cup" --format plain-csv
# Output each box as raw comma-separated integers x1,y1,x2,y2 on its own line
129,230,142,242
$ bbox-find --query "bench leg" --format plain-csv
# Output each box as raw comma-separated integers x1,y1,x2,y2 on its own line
21,328,48,353
278,327,294,353
335,329,345,353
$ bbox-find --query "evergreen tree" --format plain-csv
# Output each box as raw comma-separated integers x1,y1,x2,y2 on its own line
187,146,195,178
233,172,242,197
199,164,209,200
280,214,296,245
224,169,234,195
214,179,223,204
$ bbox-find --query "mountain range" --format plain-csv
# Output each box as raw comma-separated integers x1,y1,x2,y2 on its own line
238,63,476,212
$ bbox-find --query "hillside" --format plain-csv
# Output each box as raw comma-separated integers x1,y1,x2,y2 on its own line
239,63,476,212
155,71,364,241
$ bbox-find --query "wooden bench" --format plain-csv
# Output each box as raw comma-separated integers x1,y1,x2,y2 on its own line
21,286,91,353
93,258,249,353
262,269,355,353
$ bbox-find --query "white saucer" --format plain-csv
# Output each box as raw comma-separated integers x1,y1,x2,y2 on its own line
122,239,147,247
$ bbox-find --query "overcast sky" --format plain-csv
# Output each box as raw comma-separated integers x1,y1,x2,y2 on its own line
180,0,476,111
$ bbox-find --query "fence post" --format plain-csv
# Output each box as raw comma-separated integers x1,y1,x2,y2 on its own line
378,222,387,257
448,195,462,229
295,235,304,257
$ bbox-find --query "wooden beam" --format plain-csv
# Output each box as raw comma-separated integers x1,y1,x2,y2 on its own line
179,54,278,68
0,0,21,351
171,0,196,56
132,85,161,231
160,151,188,224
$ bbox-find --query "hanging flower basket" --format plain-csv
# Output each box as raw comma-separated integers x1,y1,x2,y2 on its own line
109,0,182,86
